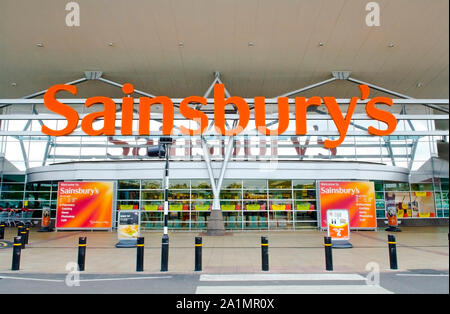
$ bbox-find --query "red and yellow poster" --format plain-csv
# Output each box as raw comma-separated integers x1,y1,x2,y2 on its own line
319,181,377,229
56,181,114,230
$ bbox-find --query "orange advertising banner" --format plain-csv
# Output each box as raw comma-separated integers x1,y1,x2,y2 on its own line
319,181,377,229
56,181,114,229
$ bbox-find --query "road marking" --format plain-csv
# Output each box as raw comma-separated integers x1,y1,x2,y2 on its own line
78,276,172,282
200,273,366,281
195,285,393,294
0,276,63,282
395,274,448,277
0,275,172,283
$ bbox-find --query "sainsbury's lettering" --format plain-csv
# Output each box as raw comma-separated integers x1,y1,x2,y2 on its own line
41,83,397,148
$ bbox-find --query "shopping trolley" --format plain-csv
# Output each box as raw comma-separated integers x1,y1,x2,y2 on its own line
22,210,34,226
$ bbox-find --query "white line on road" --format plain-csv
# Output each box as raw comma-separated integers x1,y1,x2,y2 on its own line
0,275,172,283
78,276,173,282
200,273,366,281
395,274,449,277
0,276,63,282
195,285,393,294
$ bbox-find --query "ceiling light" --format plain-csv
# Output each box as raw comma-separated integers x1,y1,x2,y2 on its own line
417,82,423,88
318,42,324,47
108,42,114,46
36,43,44,47
248,41,254,47
178,42,184,47
388,43,395,48
11,82,17,87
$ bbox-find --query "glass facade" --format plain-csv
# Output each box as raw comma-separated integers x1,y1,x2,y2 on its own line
1,174,448,230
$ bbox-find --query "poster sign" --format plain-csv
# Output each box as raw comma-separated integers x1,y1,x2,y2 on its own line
385,191,401,232
56,181,114,230
327,209,350,241
319,181,377,229
117,210,140,240
41,207,51,228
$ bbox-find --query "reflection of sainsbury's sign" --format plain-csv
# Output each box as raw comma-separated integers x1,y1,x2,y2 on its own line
41,83,397,149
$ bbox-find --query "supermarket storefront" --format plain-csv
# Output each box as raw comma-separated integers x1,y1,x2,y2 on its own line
1,156,448,231
0,73,449,232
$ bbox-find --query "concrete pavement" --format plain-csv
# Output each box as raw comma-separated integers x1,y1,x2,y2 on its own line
0,226,448,274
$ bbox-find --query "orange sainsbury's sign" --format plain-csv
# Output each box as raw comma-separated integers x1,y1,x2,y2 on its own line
41,83,397,149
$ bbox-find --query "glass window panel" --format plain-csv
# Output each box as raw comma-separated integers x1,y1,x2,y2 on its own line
26,182,52,191
268,190,292,200
1,183,25,192
141,190,163,200
295,211,317,221
117,201,139,210
191,180,211,189
220,201,242,211
169,180,190,189
142,201,163,211
295,201,316,211
191,190,213,200
411,191,435,217
223,211,243,230
293,180,315,189
0,192,24,200
243,179,266,189
269,200,293,211
192,200,212,209
169,190,190,200
294,190,316,200
374,181,384,191
244,212,268,229
243,190,267,200
25,192,51,201
411,183,434,191
222,179,242,189
117,190,140,200
1,175,25,183
191,211,210,229
268,180,292,189
220,190,242,200
118,180,140,190
384,182,410,191
27,200,50,209
168,201,190,211
269,211,292,229
244,201,267,211
389,191,412,218
141,180,162,189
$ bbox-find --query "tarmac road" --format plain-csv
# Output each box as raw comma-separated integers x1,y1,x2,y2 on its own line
0,270,448,295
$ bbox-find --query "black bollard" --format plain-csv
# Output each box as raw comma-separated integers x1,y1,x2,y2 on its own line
25,227,30,245
388,235,398,270
0,223,5,240
195,237,202,272
77,237,87,271
136,237,144,272
324,236,333,271
17,225,23,237
20,229,27,249
161,234,169,272
261,236,269,271
11,236,22,271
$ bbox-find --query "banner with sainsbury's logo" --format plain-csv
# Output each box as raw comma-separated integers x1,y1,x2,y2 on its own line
319,181,376,229
56,181,114,230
